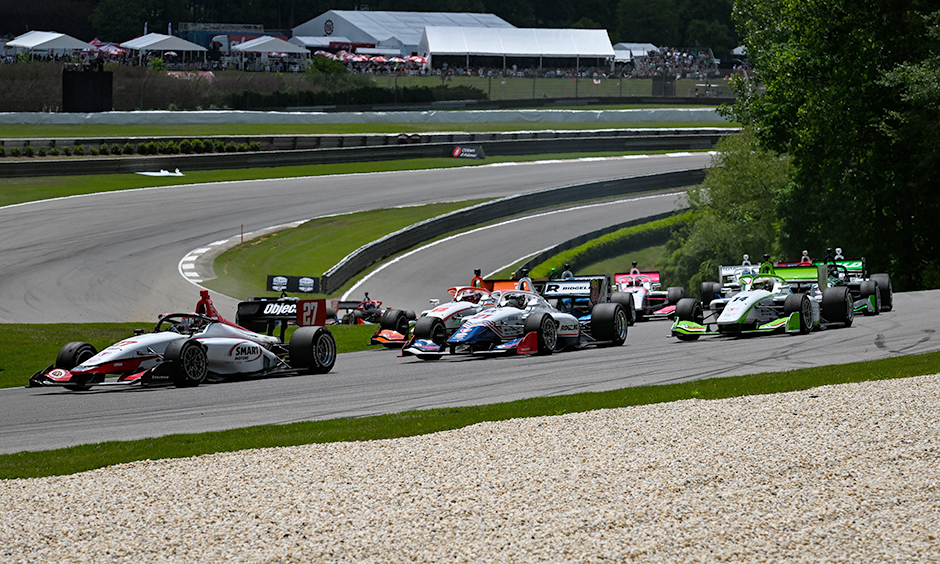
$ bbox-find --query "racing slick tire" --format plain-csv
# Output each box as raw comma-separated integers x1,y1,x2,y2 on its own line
699,281,722,307
610,292,636,325
591,303,628,346
380,309,409,337
666,287,686,305
859,280,881,316
784,293,813,334
290,326,337,374
822,286,854,327
55,342,99,391
871,273,894,312
165,339,208,387
413,316,448,346
524,313,558,355
674,298,704,341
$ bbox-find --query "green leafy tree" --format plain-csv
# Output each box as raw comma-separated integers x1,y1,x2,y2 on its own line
660,128,793,292
728,1,940,290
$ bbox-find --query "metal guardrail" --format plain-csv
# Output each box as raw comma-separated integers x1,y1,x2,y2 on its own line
320,169,706,293
0,129,731,178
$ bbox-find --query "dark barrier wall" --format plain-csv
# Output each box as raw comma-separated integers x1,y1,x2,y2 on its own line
62,70,113,113
320,169,706,293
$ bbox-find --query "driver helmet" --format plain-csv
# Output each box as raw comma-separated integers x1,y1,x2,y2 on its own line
506,294,527,309
752,278,774,292
458,290,483,303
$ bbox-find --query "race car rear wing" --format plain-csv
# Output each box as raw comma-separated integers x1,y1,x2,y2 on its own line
613,271,662,286
540,276,609,304
772,264,827,290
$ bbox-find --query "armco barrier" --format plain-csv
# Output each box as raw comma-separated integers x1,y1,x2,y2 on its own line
0,130,731,178
320,169,706,293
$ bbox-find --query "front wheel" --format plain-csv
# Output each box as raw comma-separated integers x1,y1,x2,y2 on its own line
870,273,893,312
413,316,447,346
822,286,854,326
524,313,558,355
674,298,703,341
56,342,98,391
859,280,881,316
610,292,636,325
380,308,409,336
591,303,628,346
165,339,208,387
290,326,337,374
784,293,813,334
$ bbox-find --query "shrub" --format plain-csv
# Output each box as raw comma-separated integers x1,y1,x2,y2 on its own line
24,145,34,157
49,147,60,156
179,139,193,154
191,139,205,153
99,143,110,155
123,143,134,155
225,142,237,153
0,146,5,157
213,140,226,153
147,141,159,155
249,141,261,151
237,143,249,152
166,141,180,154
136,142,147,154
90,147,99,156
37,146,47,156
62,147,72,156
73,145,85,155
10,147,21,157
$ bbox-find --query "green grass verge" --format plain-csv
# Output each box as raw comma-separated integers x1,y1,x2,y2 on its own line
0,323,382,391
527,212,692,278
3,350,938,480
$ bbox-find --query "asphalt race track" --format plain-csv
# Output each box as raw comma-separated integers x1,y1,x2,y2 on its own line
3,290,938,454
3,151,940,454
0,153,710,324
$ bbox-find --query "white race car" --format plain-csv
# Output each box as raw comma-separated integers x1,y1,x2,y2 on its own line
671,265,854,340
402,289,628,360
29,311,336,391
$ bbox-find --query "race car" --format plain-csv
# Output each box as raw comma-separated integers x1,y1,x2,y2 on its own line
29,294,336,391
776,248,893,314
401,289,628,360
670,262,854,341
613,263,685,321
406,286,496,346
541,275,636,324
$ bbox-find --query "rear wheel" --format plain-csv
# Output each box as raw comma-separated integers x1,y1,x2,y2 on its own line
822,286,854,327
859,280,881,315
165,339,208,387
591,303,628,346
290,326,337,374
524,313,557,355
699,281,722,306
674,298,704,341
56,342,98,391
380,308,409,336
784,293,813,334
871,273,893,312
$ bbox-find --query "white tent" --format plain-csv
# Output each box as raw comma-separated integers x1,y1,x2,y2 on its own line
233,36,310,55
293,11,515,56
6,31,94,55
418,27,614,69
613,42,658,62
120,33,206,54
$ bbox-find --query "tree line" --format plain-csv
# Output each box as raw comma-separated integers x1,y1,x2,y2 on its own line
1,0,740,59
660,1,940,292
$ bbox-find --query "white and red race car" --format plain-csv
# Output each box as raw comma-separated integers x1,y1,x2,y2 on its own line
613,265,686,321
28,292,336,391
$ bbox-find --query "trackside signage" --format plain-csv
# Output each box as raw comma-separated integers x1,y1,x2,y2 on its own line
451,145,485,159
266,275,320,293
